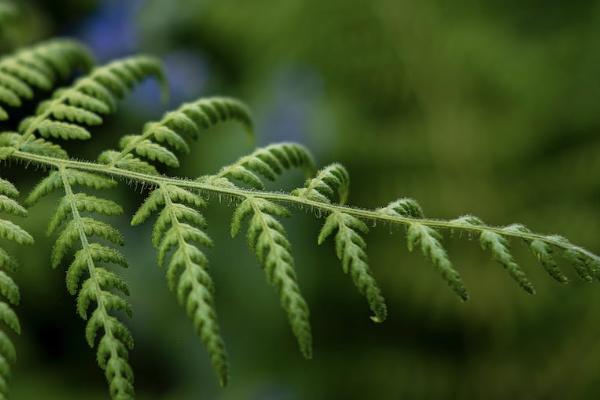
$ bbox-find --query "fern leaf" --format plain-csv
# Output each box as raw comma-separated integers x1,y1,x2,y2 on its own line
159,96,253,139
231,197,312,358
0,39,93,120
100,97,252,174
0,248,17,273
131,185,229,385
16,55,165,149
206,143,316,189
0,271,19,305
0,220,33,245
119,135,179,167
380,198,468,300
293,163,350,204
0,178,18,198
0,176,31,397
318,212,387,322
43,168,135,399
0,195,27,217
37,120,92,140
294,164,386,321
0,303,19,335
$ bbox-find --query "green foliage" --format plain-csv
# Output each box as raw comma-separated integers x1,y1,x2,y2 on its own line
0,39,93,120
203,142,316,189
0,177,31,399
231,196,312,358
0,37,599,400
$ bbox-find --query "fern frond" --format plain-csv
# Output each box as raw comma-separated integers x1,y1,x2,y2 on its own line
294,164,386,321
1,34,599,397
231,196,312,358
318,212,387,322
16,55,165,150
47,167,134,399
99,97,252,174
0,39,93,120
293,163,350,204
379,198,469,300
203,142,316,189
131,184,229,385
0,176,32,397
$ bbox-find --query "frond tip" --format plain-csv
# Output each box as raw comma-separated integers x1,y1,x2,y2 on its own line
204,142,316,190
293,163,350,204
99,96,253,174
17,55,166,151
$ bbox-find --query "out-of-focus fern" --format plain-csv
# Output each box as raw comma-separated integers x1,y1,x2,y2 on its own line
0,39,93,121
0,38,599,399
0,177,32,399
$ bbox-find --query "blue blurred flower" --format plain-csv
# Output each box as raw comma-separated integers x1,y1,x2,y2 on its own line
76,0,141,61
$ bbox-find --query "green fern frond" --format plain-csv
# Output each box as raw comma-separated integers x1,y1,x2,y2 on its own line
99,97,252,174
46,167,134,399
379,198,469,300
203,142,316,189
131,184,229,386
231,196,312,358
318,212,387,322
16,55,165,150
295,164,386,322
293,163,350,204
0,39,93,120
1,38,600,400
0,176,32,398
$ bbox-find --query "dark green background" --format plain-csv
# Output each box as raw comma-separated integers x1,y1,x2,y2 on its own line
1,0,600,398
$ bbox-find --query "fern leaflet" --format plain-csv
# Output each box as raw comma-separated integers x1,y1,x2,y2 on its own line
26,167,134,399
0,177,32,399
0,39,93,120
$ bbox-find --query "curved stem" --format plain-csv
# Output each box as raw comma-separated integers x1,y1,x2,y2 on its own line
10,149,600,264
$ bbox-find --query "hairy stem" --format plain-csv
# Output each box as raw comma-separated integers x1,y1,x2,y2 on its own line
11,150,600,264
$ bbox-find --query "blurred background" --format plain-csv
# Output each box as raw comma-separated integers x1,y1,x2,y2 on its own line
1,0,600,398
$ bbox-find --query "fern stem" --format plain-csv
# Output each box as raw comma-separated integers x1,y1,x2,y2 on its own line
10,150,600,265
